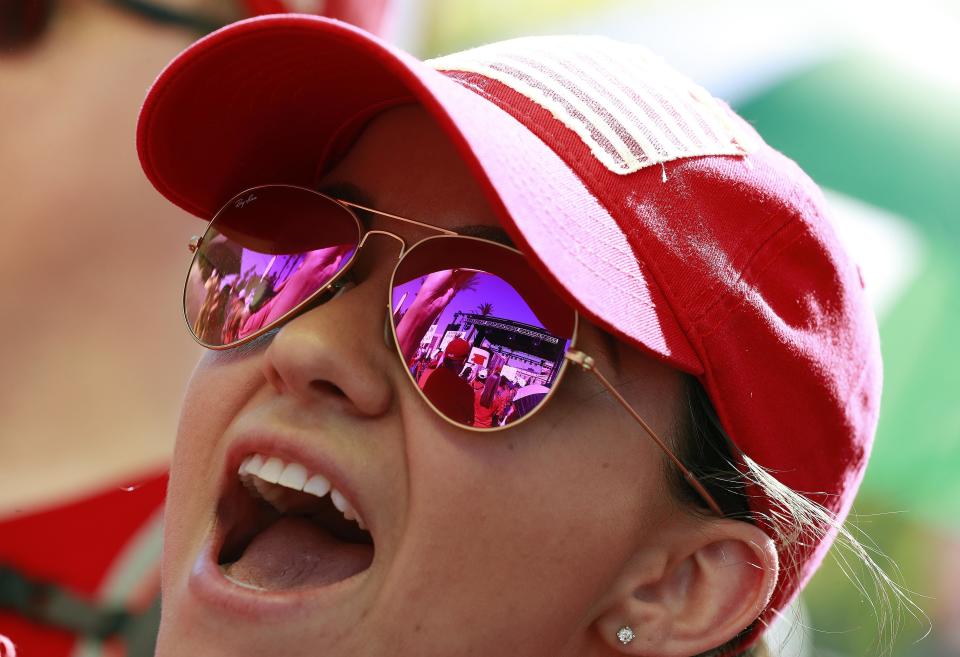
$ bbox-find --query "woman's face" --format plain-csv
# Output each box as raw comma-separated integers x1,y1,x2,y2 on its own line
157,105,688,657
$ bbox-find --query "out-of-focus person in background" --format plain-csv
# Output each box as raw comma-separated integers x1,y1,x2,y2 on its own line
0,1,391,655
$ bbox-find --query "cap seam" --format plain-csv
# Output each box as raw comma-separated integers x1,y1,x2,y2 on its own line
690,218,804,333
682,183,793,320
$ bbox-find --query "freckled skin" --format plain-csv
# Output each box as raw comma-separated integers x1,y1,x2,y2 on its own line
157,105,688,657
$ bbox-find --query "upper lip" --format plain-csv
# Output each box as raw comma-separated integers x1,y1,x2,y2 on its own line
221,434,374,539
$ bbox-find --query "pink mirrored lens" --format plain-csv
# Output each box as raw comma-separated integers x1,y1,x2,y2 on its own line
391,239,575,429
184,187,360,347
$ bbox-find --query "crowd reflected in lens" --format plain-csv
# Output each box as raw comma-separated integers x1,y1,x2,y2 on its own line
392,268,572,428
185,230,356,347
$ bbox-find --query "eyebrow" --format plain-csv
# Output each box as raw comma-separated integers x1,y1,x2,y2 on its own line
455,224,516,248
317,181,516,248
319,181,375,207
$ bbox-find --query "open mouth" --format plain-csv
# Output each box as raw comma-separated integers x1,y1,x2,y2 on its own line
217,454,374,592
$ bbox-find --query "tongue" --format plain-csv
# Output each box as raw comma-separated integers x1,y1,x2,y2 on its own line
224,517,373,591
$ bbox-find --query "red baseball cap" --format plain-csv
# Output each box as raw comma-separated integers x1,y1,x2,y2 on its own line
137,15,881,650
444,338,472,361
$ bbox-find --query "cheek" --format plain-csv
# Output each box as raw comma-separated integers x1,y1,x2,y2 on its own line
162,353,264,586
385,396,667,643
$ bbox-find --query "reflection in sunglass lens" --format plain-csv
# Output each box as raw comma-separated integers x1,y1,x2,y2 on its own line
184,187,361,347
391,238,575,429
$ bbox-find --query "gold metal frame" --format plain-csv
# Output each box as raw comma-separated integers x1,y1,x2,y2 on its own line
184,185,723,516
184,185,364,351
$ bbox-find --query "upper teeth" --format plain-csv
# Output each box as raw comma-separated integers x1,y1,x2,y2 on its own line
239,453,366,530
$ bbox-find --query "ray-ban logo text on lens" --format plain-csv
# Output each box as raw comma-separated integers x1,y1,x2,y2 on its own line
235,194,258,209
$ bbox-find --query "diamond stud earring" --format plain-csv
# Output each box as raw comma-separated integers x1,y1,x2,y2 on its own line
616,626,636,645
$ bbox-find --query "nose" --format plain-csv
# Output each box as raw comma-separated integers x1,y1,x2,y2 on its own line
261,237,401,417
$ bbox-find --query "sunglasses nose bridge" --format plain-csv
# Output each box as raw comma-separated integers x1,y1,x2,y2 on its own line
359,229,406,254
350,230,407,299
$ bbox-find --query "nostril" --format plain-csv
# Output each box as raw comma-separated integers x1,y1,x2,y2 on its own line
310,380,347,398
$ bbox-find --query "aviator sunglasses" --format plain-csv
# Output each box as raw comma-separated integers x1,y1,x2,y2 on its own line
184,184,723,515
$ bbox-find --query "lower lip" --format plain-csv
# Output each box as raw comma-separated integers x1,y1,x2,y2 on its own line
188,521,371,621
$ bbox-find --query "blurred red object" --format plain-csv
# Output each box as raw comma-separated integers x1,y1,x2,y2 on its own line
0,472,167,657
243,0,392,33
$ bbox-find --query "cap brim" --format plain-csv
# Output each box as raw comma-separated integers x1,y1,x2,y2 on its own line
138,15,702,373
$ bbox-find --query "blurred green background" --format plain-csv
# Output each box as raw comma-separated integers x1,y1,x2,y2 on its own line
405,0,960,655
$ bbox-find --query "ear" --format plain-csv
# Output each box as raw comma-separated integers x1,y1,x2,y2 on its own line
593,519,778,656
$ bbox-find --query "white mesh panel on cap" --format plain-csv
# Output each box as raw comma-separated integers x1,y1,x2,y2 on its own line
412,65,702,370
429,35,759,175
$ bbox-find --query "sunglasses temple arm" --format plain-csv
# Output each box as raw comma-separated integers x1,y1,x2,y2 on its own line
564,351,724,517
